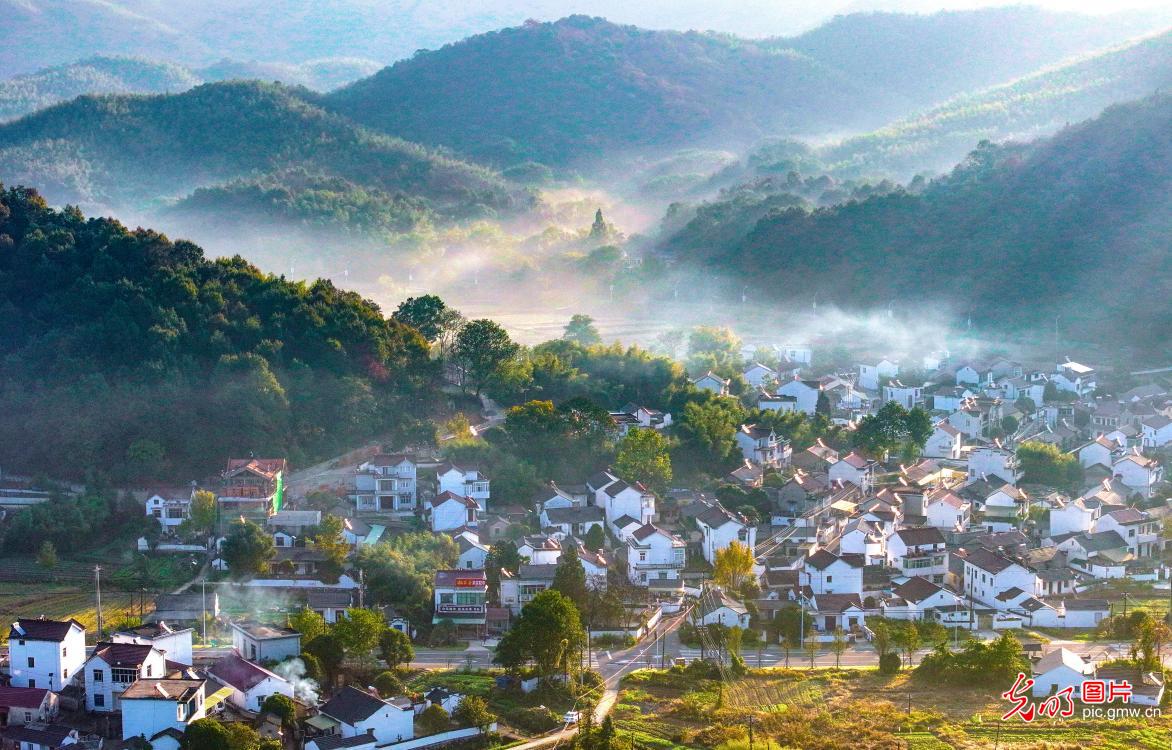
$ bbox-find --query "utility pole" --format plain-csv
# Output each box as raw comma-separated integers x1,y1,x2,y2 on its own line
201,579,208,645
358,568,365,609
94,566,104,638
747,715,756,750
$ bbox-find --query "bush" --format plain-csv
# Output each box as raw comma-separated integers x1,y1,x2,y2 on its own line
373,671,404,698
591,633,635,648
502,705,560,734
418,704,451,734
878,652,902,674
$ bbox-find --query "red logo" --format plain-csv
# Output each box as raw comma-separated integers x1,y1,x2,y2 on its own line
1000,672,1133,722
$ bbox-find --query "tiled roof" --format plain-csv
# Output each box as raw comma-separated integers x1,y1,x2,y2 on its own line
321,686,393,724
8,617,82,641
0,686,48,709
209,651,284,692
91,641,158,667
892,576,943,603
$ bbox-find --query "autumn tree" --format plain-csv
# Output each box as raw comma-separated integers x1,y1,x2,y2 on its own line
189,489,218,533
713,541,755,592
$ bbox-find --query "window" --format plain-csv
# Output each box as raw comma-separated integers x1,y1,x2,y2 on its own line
112,668,137,683
146,664,153,677
94,694,104,707
93,669,104,682
23,712,31,722
440,593,454,604
27,657,34,668
63,668,68,679
639,552,646,562
28,679,35,689
825,576,833,583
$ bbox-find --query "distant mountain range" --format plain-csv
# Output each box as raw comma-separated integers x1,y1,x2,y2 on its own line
0,81,522,238
672,94,1172,349
325,10,1168,166
0,56,383,123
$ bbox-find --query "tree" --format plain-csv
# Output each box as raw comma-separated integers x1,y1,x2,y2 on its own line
803,633,819,669
333,608,385,662
563,314,602,347
552,545,588,610
815,391,831,417
713,541,755,592
853,402,932,460
393,295,450,342
304,634,344,683
676,399,745,470
871,620,891,658
289,608,328,643
687,326,740,373
455,319,519,397
615,428,672,495
1017,441,1083,490
182,718,231,750
419,704,451,734
901,622,921,666
830,628,847,668
485,540,522,596
582,524,605,552
495,589,586,676
309,514,350,583
379,627,414,669
221,519,274,578
261,694,296,729
189,489,218,533
36,540,57,569
453,695,496,729
373,670,404,697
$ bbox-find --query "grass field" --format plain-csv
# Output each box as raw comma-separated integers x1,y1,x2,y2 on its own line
614,666,1172,750
0,582,150,643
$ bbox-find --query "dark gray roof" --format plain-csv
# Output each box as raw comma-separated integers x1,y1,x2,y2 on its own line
517,564,558,580
312,735,379,750
544,506,604,524
321,686,391,724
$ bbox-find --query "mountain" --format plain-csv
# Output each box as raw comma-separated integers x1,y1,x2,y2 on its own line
785,7,1167,108
324,11,1165,167
0,184,437,479
0,56,386,124
325,16,886,166
684,94,1172,349
821,29,1172,178
0,81,519,225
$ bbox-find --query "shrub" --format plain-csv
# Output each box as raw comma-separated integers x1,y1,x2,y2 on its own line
591,634,636,648
503,705,560,733
373,671,404,698
418,704,450,734
878,652,902,674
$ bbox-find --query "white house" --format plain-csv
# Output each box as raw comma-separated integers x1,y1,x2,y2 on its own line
541,505,605,538
757,392,799,413
1052,361,1096,397
306,736,376,750
432,570,487,634
577,545,609,590
120,678,207,743
961,548,1040,609
692,372,731,396
1141,415,1172,448
144,489,192,529
0,724,79,750
1049,497,1099,538
695,502,756,566
887,527,948,583
429,492,479,532
6,618,86,691
111,622,194,666
454,531,490,570
923,422,962,460
836,518,886,565
882,381,922,409
626,524,686,586
743,363,778,389
923,489,970,532
600,480,655,530
858,360,898,391
981,484,1028,532
0,686,57,727
1072,435,1122,470
882,577,958,621
319,686,413,744
1112,451,1164,499
828,452,877,493
809,593,867,633
802,550,864,595
516,534,562,565
230,622,301,664
208,651,294,713
84,642,168,713
436,463,490,510
776,378,822,415
967,446,1021,486
354,453,417,513
1095,507,1159,558
735,424,789,467
1031,648,1093,698
697,591,750,628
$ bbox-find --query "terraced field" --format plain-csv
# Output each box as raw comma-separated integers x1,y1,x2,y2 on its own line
0,583,147,642
615,666,1172,750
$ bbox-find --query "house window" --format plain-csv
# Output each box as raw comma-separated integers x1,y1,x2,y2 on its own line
112,668,137,683
94,694,104,707
146,664,153,677
825,576,833,583
93,669,104,682
28,680,35,688
23,712,31,722
440,593,454,604
63,668,68,679
639,552,647,562
27,657,34,668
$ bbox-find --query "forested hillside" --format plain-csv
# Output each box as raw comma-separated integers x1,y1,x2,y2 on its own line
0,81,520,227
821,29,1172,178
326,16,880,166
0,185,439,479
0,56,382,123
325,11,1164,167
690,95,1172,349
